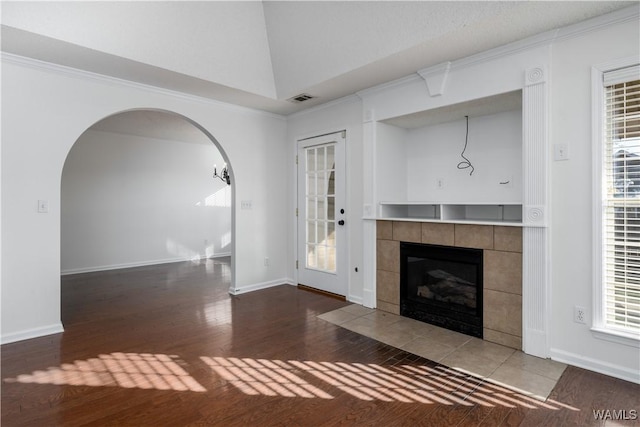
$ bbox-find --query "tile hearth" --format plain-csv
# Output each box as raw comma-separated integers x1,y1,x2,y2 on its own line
318,304,566,401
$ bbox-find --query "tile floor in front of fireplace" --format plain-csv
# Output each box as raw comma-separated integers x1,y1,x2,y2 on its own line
318,304,567,401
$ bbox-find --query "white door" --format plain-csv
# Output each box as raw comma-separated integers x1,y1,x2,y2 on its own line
297,131,347,296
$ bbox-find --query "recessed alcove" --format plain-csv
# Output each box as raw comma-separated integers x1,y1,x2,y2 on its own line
363,71,549,357
375,90,523,222
373,91,525,349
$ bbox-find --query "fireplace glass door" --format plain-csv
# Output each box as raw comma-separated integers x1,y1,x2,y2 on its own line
400,242,483,337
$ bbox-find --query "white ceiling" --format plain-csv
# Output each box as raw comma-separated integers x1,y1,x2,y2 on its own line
1,1,634,117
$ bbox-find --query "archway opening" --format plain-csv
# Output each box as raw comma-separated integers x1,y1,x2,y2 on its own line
60,109,234,324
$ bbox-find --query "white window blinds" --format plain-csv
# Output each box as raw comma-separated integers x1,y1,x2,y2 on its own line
603,65,640,332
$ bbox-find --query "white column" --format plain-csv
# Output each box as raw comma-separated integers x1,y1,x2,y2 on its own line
522,66,550,358
362,112,377,308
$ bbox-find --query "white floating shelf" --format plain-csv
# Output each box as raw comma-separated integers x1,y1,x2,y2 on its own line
378,202,523,226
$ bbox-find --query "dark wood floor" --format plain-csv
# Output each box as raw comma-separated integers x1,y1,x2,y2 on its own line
2,258,639,426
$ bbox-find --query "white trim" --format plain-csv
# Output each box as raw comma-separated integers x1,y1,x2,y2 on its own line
453,2,638,72
292,131,300,288
521,64,551,358
1,52,285,121
228,278,295,295
357,5,639,100
592,64,606,339
452,30,558,73
550,348,640,385
356,74,422,99
362,286,376,309
591,327,640,349
208,252,232,259
60,254,230,276
347,294,363,305
554,4,640,43
1,323,64,345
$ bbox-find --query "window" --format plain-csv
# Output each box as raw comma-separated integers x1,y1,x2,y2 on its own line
595,62,640,344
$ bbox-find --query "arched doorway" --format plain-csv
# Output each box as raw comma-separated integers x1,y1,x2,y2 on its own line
60,109,234,323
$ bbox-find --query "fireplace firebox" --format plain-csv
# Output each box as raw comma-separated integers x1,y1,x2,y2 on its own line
400,242,483,338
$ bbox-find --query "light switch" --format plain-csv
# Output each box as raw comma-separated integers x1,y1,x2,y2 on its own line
38,200,49,213
554,144,569,161
241,200,252,210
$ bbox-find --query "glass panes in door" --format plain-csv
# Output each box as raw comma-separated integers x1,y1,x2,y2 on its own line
305,144,336,272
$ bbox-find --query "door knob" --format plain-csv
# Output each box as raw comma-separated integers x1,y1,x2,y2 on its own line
338,220,345,226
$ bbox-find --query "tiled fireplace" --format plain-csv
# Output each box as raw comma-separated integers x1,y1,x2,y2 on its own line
376,220,523,350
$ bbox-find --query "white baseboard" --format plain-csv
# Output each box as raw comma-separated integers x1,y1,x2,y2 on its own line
362,288,376,308
209,252,232,258
1,323,64,345
523,329,549,359
550,347,640,384
61,253,231,275
229,278,294,295
347,294,363,305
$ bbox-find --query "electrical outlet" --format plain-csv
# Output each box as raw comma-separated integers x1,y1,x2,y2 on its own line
574,306,586,324
436,178,444,189
264,257,269,267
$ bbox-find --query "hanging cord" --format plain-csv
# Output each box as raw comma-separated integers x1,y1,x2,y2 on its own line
457,115,475,176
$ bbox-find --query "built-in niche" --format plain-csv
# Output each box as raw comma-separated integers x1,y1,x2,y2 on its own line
375,91,523,225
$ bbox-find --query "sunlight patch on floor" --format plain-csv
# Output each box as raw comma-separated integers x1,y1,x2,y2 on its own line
4,352,580,411
201,355,579,410
4,352,206,392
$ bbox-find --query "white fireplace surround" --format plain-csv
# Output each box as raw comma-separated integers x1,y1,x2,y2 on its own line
359,57,550,358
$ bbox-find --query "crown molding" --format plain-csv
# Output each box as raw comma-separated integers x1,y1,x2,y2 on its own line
358,4,639,101
450,4,639,72
555,3,639,42
1,52,286,121
355,74,423,100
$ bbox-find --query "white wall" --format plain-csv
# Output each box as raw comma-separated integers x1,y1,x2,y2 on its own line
376,111,522,204
405,111,522,203
1,56,288,343
286,97,365,304
548,18,640,381
61,129,231,274
375,122,407,203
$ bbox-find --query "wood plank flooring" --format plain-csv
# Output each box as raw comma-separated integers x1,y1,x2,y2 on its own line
2,258,639,426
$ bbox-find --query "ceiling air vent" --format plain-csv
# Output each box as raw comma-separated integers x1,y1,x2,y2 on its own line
287,93,315,103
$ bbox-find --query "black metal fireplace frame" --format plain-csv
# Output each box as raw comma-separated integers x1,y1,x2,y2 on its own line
400,242,483,338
